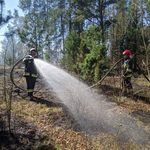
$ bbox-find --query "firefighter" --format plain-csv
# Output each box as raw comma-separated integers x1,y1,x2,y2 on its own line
23,48,38,100
122,49,134,95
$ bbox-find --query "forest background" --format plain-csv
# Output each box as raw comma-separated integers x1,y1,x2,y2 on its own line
0,0,150,84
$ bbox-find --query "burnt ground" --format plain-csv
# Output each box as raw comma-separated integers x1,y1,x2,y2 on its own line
0,71,150,149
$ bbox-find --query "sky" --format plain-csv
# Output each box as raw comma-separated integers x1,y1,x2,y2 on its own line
5,0,23,15
0,0,23,50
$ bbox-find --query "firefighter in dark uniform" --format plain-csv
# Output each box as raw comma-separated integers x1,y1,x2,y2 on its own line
23,48,38,99
122,49,134,95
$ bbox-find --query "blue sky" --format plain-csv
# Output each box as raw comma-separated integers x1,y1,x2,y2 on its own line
5,0,23,15
5,0,19,10
0,0,24,50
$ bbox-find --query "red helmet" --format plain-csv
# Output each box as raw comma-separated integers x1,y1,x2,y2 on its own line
122,49,132,56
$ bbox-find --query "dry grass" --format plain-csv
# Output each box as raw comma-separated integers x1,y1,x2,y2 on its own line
135,77,150,87
0,98,149,150
115,96,150,112
0,73,150,149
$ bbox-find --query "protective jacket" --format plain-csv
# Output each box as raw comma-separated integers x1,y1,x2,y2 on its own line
23,55,38,78
123,58,133,78
122,57,134,95
23,55,38,98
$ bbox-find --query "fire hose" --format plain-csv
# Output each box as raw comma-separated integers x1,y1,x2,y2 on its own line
90,58,150,89
10,57,25,92
10,58,52,101
10,57,42,95
11,57,150,91
135,63,150,83
90,58,123,88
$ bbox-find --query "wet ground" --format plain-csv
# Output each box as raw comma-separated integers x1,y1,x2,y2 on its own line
0,67,150,149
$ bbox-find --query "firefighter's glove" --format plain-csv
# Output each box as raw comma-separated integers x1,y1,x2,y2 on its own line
23,55,34,62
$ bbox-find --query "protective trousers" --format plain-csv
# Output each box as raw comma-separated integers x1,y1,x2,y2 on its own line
122,77,133,95
25,76,36,97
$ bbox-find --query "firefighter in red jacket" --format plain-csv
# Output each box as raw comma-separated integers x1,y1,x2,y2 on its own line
122,49,134,95
23,48,38,99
